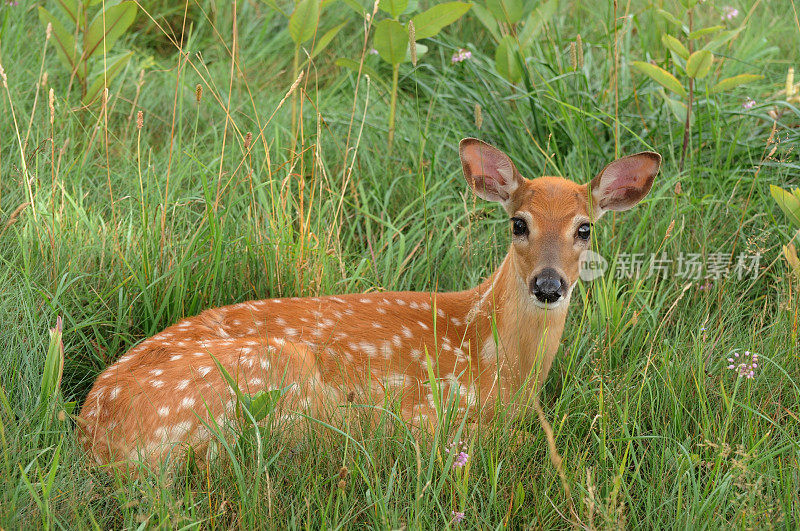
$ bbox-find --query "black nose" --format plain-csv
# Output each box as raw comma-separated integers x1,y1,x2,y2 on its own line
531,268,566,304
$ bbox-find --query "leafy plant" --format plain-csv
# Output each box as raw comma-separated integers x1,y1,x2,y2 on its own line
770,185,800,281
38,0,137,105
631,0,762,170
267,0,348,144
369,0,471,150
470,0,558,84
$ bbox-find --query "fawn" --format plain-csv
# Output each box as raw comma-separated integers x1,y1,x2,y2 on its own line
78,139,660,468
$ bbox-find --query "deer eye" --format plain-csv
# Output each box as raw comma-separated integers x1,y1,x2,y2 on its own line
511,217,528,237
576,222,591,241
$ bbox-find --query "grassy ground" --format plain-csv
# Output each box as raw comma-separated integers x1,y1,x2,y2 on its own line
1,0,799,528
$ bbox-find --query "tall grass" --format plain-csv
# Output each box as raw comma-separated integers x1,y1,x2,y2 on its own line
0,0,798,527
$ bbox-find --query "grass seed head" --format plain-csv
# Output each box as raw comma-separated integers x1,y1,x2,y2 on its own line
244,131,252,150
49,88,54,125
577,34,584,68
195,83,203,104
474,103,482,129
136,110,143,130
569,41,577,70
409,21,417,66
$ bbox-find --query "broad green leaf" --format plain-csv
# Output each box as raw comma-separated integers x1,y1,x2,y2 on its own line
373,19,407,65
662,34,689,60
770,185,800,228
784,243,800,278
241,388,290,422
411,2,470,40
518,0,558,48
404,42,427,63
710,73,763,93
38,7,79,76
289,0,320,45
495,35,522,83
688,25,723,40
471,3,500,41
631,61,686,97
686,49,713,79
310,20,347,59
339,0,365,15
487,0,524,24
84,1,137,61
656,8,682,27
661,91,687,122
53,0,80,26
379,0,407,19
82,52,132,104
704,27,743,51
411,1,471,40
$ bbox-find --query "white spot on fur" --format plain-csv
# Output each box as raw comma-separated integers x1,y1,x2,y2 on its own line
198,366,212,377
158,406,170,417
170,355,182,361
180,396,196,409
151,380,165,388
150,369,163,376
176,380,190,391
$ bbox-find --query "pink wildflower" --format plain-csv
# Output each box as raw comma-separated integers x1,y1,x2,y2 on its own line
451,49,472,63
743,97,756,110
452,511,465,523
722,6,739,20
726,350,759,379
446,440,470,468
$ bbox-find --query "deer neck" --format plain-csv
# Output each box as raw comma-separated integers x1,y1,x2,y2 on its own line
470,248,571,401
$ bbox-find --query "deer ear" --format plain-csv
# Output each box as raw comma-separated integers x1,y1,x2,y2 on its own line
589,151,661,219
460,138,524,213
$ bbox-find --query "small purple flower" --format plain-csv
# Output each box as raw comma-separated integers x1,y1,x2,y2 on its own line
451,48,472,64
454,451,469,468
368,48,379,55
743,97,756,110
446,440,470,468
722,6,739,20
452,511,465,523
726,350,759,379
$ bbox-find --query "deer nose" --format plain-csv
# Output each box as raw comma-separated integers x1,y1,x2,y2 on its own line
531,268,566,304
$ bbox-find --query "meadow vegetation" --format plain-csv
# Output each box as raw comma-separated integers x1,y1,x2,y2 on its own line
0,0,799,527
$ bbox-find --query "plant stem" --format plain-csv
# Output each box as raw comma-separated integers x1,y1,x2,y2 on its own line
679,10,694,172
291,46,299,156
388,63,399,153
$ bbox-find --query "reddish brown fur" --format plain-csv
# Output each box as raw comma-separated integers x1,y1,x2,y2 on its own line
78,139,660,469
